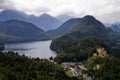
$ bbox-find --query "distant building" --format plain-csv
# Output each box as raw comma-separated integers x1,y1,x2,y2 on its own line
93,48,108,57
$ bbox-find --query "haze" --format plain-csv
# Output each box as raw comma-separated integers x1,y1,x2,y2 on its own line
0,0,120,23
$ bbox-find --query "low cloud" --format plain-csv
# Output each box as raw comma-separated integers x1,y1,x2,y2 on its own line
98,11,120,23
0,0,120,23
0,0,15,10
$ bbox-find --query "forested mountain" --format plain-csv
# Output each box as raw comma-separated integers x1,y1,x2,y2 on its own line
50,15,119,48
47,18,81,36
0,10,63,31
48,16,120,44
66,16,119,44
0,20,49,43
50,15,120,62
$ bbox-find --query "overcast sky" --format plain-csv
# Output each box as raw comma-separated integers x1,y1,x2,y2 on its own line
0,0,120,23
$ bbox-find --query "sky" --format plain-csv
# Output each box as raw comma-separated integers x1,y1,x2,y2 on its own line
0,0,120,23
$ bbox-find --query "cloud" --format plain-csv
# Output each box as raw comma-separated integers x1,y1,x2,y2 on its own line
98,11,120,23
0,0,8,9
0,0,16,10
0,0,120,23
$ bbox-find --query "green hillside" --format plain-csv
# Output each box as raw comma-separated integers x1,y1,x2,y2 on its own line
0,20,49,43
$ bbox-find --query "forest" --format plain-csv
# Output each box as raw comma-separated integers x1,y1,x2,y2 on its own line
0,51,78,80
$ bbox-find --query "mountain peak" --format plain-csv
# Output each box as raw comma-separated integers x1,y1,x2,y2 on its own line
1,9,17,13
40,13,52,17
81,15,104,27
0,9,28,21
0,10,63,31
83,15,96,20
114,22,120,26
1,9,27,16
39,13,56,20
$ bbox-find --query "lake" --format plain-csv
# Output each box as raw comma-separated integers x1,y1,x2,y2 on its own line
4,40,57,59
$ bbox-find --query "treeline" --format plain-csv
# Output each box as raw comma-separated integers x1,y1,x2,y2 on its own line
0,51,74,80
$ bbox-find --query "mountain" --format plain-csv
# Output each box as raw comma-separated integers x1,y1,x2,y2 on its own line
104,23,112,27
110,22,120,32
68,15,107,33
32,13,62,31
0,10,27,21
48,15,118,39
47,18,81,36
104,22,120,33
0,10,63,31
50,15,120,53
56,14,72,22
0,20,49,43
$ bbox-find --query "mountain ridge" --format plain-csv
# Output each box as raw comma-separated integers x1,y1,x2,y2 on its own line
56,14,72,22
50,15,120,53
0,9,63,31
47,18,82,36
0,20,49,43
